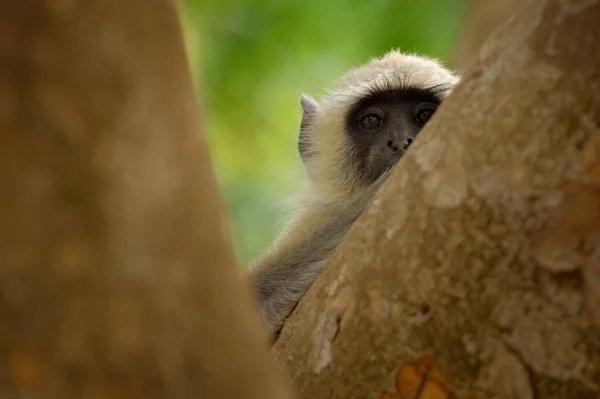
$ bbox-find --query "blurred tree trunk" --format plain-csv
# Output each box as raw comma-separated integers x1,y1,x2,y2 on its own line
450,0,524,71
272,0,600,398
0,1,291,398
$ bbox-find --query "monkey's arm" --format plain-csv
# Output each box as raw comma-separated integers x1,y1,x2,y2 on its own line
247,209,360,339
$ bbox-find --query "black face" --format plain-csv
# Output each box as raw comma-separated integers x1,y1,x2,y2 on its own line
345,88,441,183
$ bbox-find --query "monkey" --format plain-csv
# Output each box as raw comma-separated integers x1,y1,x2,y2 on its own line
246,50,460,339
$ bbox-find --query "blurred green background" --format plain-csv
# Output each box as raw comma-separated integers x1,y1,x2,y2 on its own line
180,0,469,265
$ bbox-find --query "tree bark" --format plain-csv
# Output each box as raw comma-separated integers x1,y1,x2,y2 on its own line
450,0,524,71
273,0,600,398
0,1,290,398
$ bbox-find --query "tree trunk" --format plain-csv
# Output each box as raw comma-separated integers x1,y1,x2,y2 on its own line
450,0,524,71
272,0,600,398
0,1,290,398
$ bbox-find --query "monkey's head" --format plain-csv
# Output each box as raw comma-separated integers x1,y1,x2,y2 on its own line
298,50,459,202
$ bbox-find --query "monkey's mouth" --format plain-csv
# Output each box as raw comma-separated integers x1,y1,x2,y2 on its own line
359,151,404,184
379,157,401,179
381,150,404,173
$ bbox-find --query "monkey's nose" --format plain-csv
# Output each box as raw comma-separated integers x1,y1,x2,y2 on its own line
403,137,414,150
386,140,400,153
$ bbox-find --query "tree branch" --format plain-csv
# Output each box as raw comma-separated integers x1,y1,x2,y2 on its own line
273,0,600,397
0,1,291,398
450,0,524,71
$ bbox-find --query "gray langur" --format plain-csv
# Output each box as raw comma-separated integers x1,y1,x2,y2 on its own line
246,50,460,339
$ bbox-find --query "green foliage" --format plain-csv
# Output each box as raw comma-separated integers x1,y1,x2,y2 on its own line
181,0,469,264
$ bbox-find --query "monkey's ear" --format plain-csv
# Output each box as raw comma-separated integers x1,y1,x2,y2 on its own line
300,94,318,116
298,94,319,165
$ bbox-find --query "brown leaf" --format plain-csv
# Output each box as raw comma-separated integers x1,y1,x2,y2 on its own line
381,355,478,399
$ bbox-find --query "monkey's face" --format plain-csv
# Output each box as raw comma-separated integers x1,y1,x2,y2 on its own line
344,89,440,183
297,50,459,199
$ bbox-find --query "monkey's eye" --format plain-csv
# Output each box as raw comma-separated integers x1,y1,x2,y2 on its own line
414,104,438,126
360,114,383,130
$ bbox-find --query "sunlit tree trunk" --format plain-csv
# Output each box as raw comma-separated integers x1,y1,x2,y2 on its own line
450,0,523,71
272,0,600,397
0,1,291,398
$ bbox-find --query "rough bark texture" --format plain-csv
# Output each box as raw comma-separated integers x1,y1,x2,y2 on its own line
0,1,290,398
273,1,600,398
450,0,524,71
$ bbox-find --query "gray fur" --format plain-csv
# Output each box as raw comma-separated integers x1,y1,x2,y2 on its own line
250,207,361,338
